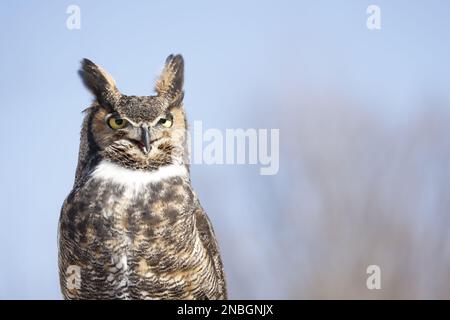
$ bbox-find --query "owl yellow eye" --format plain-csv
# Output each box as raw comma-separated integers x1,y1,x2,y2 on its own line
158,116,173,128
107,117,128,130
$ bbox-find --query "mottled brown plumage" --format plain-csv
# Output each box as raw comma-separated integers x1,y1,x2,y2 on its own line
58,55,227,299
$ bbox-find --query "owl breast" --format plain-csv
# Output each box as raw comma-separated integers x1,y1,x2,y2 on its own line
59,161,219,299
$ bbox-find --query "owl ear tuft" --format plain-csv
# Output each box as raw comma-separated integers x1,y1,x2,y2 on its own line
79,59,119,104
155,54,184,105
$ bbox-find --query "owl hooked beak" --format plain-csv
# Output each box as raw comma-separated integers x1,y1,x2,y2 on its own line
140,126,151,155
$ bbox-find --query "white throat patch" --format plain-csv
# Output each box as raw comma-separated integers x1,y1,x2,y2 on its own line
90,161,188,187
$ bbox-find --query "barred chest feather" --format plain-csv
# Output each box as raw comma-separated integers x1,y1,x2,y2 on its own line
59,161,217,299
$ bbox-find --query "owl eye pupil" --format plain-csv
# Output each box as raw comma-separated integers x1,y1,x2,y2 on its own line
158,114,173,128
107,116,128,129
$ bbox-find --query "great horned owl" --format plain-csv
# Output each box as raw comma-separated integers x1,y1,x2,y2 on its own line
58,55,227,299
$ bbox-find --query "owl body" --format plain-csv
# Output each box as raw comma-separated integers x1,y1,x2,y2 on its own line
58,55,227,299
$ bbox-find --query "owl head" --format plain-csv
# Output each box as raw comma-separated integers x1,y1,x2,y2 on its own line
79,55,188,171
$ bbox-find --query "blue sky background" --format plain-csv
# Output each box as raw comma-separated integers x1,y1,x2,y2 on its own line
1,1,450,299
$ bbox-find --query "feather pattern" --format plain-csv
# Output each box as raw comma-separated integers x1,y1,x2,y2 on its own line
59,55,227,299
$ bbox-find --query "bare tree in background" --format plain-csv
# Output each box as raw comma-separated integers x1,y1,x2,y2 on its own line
220,91,450,299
